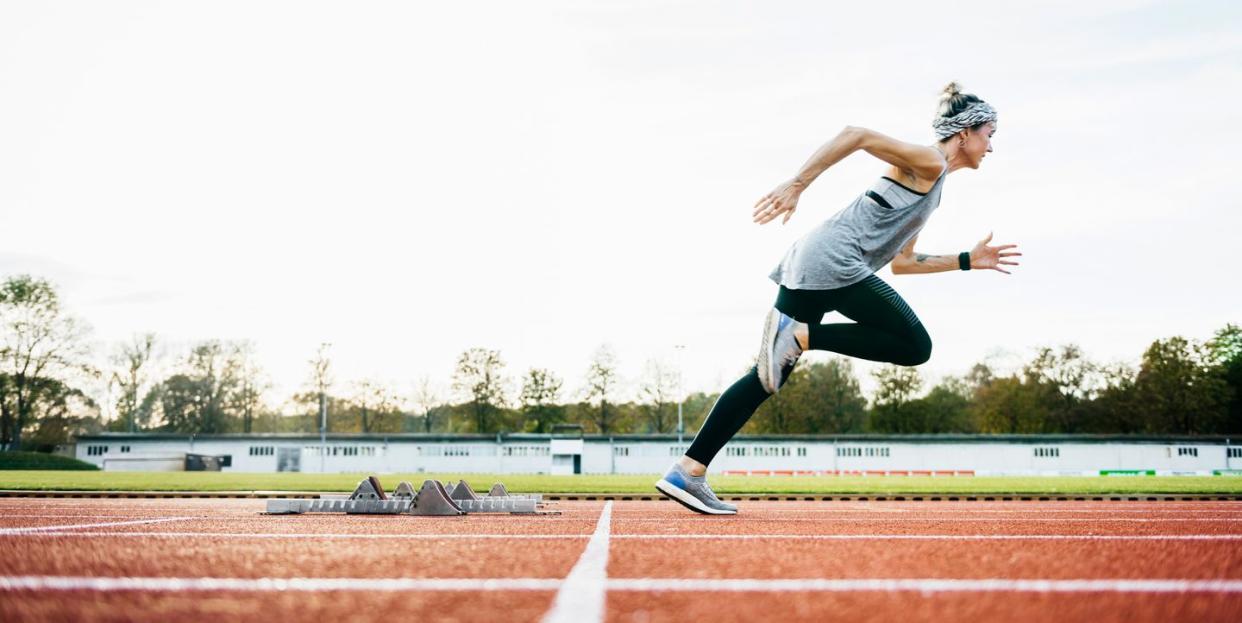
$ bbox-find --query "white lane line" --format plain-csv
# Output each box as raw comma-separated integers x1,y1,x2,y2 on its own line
4,576,1242,595
606,578,1242,593
0,517,196,535
0,532,590,540
707,509,1242,514
0,576,561,592
3,531,1240,542
610,517,1242,523
541,501,613,623
609,534,1242,541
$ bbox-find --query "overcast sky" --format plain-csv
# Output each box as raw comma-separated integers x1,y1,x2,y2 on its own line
2,1,1239,415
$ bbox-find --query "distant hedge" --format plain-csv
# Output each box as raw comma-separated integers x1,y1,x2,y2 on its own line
0,451,99,471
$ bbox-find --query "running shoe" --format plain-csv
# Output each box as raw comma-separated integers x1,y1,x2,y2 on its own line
756,308,805,394
655,463,737,515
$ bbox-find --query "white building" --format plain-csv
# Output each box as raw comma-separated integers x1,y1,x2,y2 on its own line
73,433,1242,476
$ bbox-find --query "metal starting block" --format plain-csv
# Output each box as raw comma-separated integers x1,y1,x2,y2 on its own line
445,480,544,504
265,476,557,516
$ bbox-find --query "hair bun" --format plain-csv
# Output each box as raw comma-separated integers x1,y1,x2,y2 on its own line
940,81,963,102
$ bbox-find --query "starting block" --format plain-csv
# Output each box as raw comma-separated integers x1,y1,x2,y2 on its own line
265,476,557,516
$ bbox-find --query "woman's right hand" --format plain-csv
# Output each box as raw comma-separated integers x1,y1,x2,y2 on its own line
752,179,805,225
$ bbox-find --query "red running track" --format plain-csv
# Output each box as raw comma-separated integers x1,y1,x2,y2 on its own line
0,498,1240,622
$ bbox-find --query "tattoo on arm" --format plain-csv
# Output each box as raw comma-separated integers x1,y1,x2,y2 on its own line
915,254,930,263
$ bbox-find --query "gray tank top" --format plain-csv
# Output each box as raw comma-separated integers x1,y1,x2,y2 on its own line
769,170,947,290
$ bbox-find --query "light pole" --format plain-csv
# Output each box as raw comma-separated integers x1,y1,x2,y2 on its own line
674,344,685,444
317,342,332,474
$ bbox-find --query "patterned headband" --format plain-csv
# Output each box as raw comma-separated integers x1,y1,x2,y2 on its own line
932,101,997,140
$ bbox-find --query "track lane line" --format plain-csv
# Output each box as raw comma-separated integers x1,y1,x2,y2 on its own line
4,532,1241,541
0,576,561,591
541,501,613,623
605,578,1242,593
3,576,1241,594
0,517,197,535
0,532,592,540
608,534,1242,541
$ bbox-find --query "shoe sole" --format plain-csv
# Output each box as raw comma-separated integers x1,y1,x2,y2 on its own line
655,479,736,515
756,308,782,393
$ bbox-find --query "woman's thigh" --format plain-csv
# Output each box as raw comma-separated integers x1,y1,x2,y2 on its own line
836,274,928,337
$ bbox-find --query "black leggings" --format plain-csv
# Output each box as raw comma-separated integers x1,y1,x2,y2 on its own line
684,274,931,467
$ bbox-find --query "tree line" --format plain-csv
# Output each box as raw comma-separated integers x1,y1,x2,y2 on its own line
1,274,1239,450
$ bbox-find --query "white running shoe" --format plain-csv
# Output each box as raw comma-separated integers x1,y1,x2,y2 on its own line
756,308,805,394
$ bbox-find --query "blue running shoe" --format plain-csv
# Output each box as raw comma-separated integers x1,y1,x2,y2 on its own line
757,308,804,394
655,463,737,515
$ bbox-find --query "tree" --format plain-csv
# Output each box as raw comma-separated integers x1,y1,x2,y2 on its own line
0,275,93,450
867,364,924,433
902,376,974,433
1022,344,1099,432
801,358,868,433
151,341,247,433
110,333,157,432
230,345,269,434
637,358,680,433
1133,336,1231,434
971,375,1051,433
749,358,867,434
412,376,440,433
1078,362,1142,433
24,377,100,450
1207,324,1242,433
350,379,402,433
308,344,333,434
452,348,508,433
520,368,564,433
581,345,621,434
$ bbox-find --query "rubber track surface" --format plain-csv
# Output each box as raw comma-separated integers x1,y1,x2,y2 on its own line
1,498,1240,622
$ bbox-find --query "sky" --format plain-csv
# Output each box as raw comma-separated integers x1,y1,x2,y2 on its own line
1,1,1240,416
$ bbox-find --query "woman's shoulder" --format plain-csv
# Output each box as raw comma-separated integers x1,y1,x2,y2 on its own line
880,165,941,195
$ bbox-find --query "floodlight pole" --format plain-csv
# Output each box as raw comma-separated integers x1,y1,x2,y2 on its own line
319,391,327,473
674,344,685,444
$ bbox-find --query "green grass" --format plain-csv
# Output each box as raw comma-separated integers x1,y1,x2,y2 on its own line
0,452,99,471
2,471,1241,495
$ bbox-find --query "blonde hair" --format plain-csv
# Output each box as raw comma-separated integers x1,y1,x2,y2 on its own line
937,81,984,119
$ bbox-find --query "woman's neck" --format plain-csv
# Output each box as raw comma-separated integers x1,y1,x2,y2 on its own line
935,142,973,174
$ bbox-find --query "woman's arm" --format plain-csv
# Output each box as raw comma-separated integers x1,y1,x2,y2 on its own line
754,126,946,225
891,233,1023,275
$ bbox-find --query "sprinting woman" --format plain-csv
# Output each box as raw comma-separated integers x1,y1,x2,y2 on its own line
656,82,1021,514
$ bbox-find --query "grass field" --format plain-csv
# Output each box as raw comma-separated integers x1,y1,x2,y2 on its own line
2,471,1242,495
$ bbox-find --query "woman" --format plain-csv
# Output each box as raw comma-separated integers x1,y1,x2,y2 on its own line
656,82,1021,514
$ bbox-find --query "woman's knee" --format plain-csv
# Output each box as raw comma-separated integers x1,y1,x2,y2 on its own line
897,327,933,366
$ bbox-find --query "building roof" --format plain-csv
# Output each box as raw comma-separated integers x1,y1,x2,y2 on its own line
74,432,1240,445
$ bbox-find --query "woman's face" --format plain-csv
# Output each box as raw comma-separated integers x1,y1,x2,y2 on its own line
962,121,996,169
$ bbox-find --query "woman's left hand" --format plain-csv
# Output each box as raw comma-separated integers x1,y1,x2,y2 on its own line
970,232,1022,274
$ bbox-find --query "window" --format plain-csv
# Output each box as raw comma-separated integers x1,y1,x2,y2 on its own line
1229,448,1242,458
1177,447,1199,457
837,447,888,457
86,445,109,456
797,447,807,457
249,446,275,457
668,446,688,456
503,445,549,457
120,445,131,453
726,447,747,457
1035,447,1060,458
